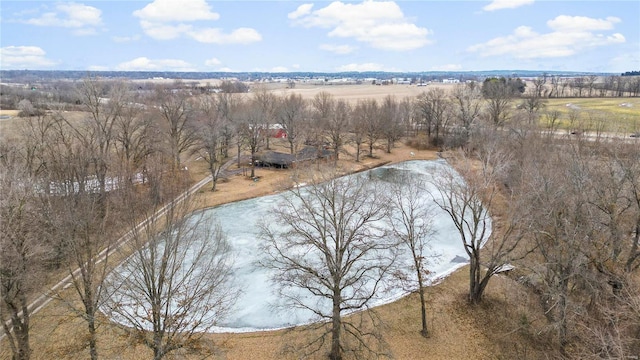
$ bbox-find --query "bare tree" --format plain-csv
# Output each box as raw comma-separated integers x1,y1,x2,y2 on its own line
614,144,640,272
253,85,277,150
17,99,36,117
0,145,48,360
51,190,117,360
262,168,396,360
549,75,561,98
77,77,126,202
311,92,335,128
512,139,640,355
113,92,153,186
522,148,591,351
532,75,548,98
42,112,121,360
32,94,152,359
432,148,525,304
323,99,351,161
567,108,584,135
571,77,586,97
397,97,415,138
380,95,403,153
451,82,482,145
519,87,546,125
216,92,241,159
103,190,237,360
586,75,598,97
153,83,198,170
278,93,307,154
416,89,451,147
237,98,263,178
384,170,436,337
482,79,517,127
193,95,227,191
543,110,561,136
351,101,368,162
362,99,382,158
310,91,336,151
17,113,55,184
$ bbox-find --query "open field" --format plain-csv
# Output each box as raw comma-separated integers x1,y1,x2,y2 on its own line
263,83,454,102
544,98,640,133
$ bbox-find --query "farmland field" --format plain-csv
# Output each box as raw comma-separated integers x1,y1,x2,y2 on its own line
264,82,454,102
265,83,639,133
543,97,640,133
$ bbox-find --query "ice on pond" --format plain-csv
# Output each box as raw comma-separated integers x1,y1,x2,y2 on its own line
104,159,491,333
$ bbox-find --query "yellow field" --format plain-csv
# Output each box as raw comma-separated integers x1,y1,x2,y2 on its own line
264,83,454,102
543,98,640,133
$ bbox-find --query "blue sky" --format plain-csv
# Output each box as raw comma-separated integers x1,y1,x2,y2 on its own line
1,0,638,73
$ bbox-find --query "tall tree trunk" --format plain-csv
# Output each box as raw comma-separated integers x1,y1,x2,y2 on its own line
250,149,256,178
558,279,569,354
469,253,482,304
417,271,428,337
236,143,241,167
8,296,31,360
330,289,342,360
85,285,97,359
626,222,640,272
88,317,98,360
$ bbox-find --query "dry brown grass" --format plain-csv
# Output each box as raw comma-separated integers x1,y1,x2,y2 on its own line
263,83,455,103
3,267,552,360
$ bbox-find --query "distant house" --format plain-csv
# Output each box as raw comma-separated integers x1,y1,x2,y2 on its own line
393,78,411,85
256,146,335,169
442,78,460,84
268,124,287,139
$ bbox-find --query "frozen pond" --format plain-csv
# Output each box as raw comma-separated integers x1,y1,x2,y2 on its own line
104,159,490,333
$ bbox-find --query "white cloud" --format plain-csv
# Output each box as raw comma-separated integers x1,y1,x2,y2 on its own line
187,27,262,44
205,58,222,66
483,0,534,12
336,63,384,72
133,0,261,44
288,4,313,20
468,15,625,59
319,44,356,54
0,46,57,69
292,64,300,69
218,67,234,72
139,20,193,40
432,64,463,71
547,15,620,32
291,1,431,51
116,57,196,72
22,2,102,35
133,0,219,22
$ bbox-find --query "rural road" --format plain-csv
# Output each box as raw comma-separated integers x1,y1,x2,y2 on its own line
0,174,213,341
